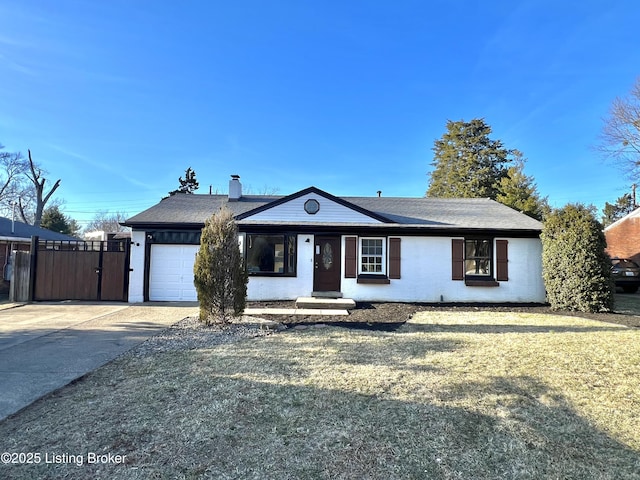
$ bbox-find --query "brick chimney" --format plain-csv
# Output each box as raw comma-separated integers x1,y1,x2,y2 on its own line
228,175,242,201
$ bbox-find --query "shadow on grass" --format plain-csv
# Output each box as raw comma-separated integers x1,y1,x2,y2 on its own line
199,330,460,379
1,344,639,479
400,323,628,334
318,322,405,332
2,317,640,478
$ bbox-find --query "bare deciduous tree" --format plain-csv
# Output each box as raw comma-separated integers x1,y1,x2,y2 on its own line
0,146,27,202
599,77,640,179
243,185,280,195
17,150,61,226
0,146,29,219
84,211,130,233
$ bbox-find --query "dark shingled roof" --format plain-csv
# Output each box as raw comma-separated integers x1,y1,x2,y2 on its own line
125,189,543,232
0,217,80,242
347,196,542,230
124,194,279,226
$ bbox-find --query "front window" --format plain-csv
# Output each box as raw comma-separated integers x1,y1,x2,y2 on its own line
246,234,296,275
360,238,385,274
465,239,492,277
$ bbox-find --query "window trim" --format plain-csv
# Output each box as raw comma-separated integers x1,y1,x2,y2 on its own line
244,233,297,277
358,237,387,276
464,238,493,280
452,237,502,287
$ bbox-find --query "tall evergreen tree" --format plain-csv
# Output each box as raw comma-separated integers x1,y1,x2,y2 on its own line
168,167,199,196
602,192,636,227
427,118,510,199
40,205,80,236
495,152,549,220
427,118,547,219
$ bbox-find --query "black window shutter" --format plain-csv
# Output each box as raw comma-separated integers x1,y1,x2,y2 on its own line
452,239,464,281
345,237,357,278
389,237,401,279
496,240,508,281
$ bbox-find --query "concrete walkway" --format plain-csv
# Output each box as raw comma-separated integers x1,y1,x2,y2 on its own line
0,302,198,421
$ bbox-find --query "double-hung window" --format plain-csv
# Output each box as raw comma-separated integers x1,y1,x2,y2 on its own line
346,236,400,283
465,239,492,277
452,237,508,285
359,238,386,275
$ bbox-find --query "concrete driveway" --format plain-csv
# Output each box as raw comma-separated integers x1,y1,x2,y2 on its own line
0,302,198,421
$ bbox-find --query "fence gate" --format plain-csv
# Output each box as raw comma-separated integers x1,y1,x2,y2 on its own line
33,239,130,301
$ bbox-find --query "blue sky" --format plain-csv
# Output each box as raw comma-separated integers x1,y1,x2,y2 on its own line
1,0,639,228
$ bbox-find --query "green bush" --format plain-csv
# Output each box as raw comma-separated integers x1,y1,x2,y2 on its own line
194,207,248,324
540,204,613,312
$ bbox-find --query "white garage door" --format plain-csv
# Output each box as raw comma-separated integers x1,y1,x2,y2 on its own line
149,245,199,301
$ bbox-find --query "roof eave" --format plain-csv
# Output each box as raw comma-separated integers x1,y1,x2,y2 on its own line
0,235,32,243
127,220,540,236
236,223,542,237
125,222,207,230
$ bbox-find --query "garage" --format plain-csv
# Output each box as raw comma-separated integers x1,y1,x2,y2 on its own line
149,245,199,301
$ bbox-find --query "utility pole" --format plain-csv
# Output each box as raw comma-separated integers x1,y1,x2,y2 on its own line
11,200,16,234
633,184,637,208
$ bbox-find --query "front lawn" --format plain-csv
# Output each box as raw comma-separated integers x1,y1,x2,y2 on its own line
1,312,639,479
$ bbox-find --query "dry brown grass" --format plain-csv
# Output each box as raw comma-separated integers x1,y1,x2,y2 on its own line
1,312,639,479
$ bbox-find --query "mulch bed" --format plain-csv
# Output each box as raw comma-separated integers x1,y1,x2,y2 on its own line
247,300,640,328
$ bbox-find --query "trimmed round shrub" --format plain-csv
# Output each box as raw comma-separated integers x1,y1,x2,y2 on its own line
540,204,613,312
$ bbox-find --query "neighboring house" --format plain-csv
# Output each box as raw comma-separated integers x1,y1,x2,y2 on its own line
604,207,640,264
124,176,546,304
84,230,132,242
0,217,79,294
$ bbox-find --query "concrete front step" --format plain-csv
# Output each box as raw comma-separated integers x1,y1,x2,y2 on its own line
295,297,356,310
311,291,343,298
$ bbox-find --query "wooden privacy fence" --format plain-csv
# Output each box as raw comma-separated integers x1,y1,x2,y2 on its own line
9,251,31,302
10,237,130,302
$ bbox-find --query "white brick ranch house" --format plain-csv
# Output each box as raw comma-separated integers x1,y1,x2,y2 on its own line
123,176,545,304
